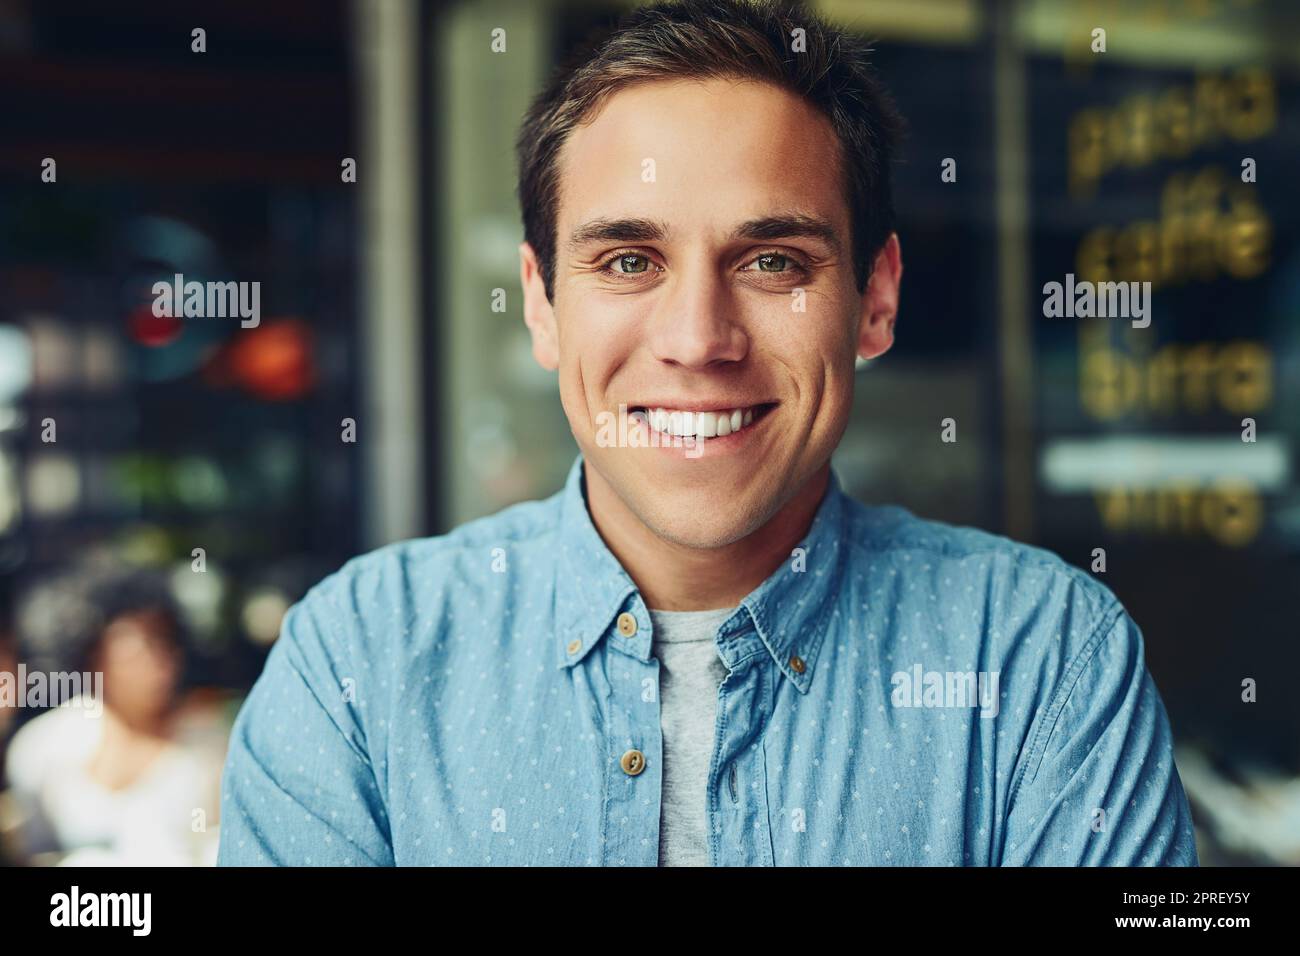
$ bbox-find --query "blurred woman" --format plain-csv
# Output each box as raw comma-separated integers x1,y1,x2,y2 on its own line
3,564,222,865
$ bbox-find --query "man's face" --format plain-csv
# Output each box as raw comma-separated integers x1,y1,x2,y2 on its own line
521,77,898,549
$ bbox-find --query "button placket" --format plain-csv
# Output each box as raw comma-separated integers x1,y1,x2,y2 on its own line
598,605,662,866
707,646,775,867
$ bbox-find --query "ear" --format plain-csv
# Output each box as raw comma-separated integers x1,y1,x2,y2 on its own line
856,232,902,361
519,241,559,371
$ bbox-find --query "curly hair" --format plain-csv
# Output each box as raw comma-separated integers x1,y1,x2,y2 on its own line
15,562,187,677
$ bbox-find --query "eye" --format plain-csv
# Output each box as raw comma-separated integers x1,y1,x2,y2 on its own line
750,253,790,272
602,252,653,275
740,250,809,276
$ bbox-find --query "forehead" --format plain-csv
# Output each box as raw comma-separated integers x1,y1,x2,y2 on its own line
555,77,848,242
104,608,173,640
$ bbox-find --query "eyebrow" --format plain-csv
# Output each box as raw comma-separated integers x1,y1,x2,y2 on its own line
567,213,842,254
568,217,668,249
731,214,842,254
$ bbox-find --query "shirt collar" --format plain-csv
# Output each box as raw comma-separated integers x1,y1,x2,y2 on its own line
554,455,847,694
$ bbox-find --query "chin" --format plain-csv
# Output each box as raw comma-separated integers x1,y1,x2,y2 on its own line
579,427,821,550
633,488,775,550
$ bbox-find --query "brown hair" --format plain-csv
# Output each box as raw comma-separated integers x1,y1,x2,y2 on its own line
515,0,904,303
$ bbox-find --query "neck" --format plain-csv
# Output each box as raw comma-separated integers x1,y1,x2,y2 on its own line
105,703,171,740
584,462,830,611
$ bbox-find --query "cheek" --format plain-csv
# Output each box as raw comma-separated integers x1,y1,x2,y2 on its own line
554,341,610,441
556,372,590,441
555,307,642,412
773,308,855,389
792,318,857,436
824,351,858,418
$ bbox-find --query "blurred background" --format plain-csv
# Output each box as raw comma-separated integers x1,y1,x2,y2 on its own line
0,0,1297,866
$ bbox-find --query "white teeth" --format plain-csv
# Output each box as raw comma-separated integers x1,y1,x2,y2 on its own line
643,406,762,438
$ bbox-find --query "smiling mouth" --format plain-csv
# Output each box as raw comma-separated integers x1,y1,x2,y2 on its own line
629,402,776,440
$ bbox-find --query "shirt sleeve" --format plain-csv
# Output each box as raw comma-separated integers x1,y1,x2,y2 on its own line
217,590,394,866
1000,606,1199,866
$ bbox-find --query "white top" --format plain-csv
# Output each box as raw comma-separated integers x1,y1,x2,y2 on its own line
4,695,222,866
649,607,735,867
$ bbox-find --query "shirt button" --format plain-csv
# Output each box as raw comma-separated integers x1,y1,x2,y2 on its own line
566,638,582,655
616,612,638,638
620,749,646,776
789,654,806,674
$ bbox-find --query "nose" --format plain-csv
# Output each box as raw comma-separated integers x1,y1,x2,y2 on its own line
647,266,749,370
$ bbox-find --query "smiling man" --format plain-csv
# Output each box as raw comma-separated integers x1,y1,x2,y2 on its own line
218,0,1198,866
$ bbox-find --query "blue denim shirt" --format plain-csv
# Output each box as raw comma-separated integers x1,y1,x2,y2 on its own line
218,456,1198,866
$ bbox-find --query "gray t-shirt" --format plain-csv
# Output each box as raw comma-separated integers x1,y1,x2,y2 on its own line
648,606,735,867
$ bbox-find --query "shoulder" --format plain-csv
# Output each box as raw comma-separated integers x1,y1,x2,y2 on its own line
272,489,567,664
840,497,1115,603
839,496,1128,660
4,698,101,791
325,489,563,594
